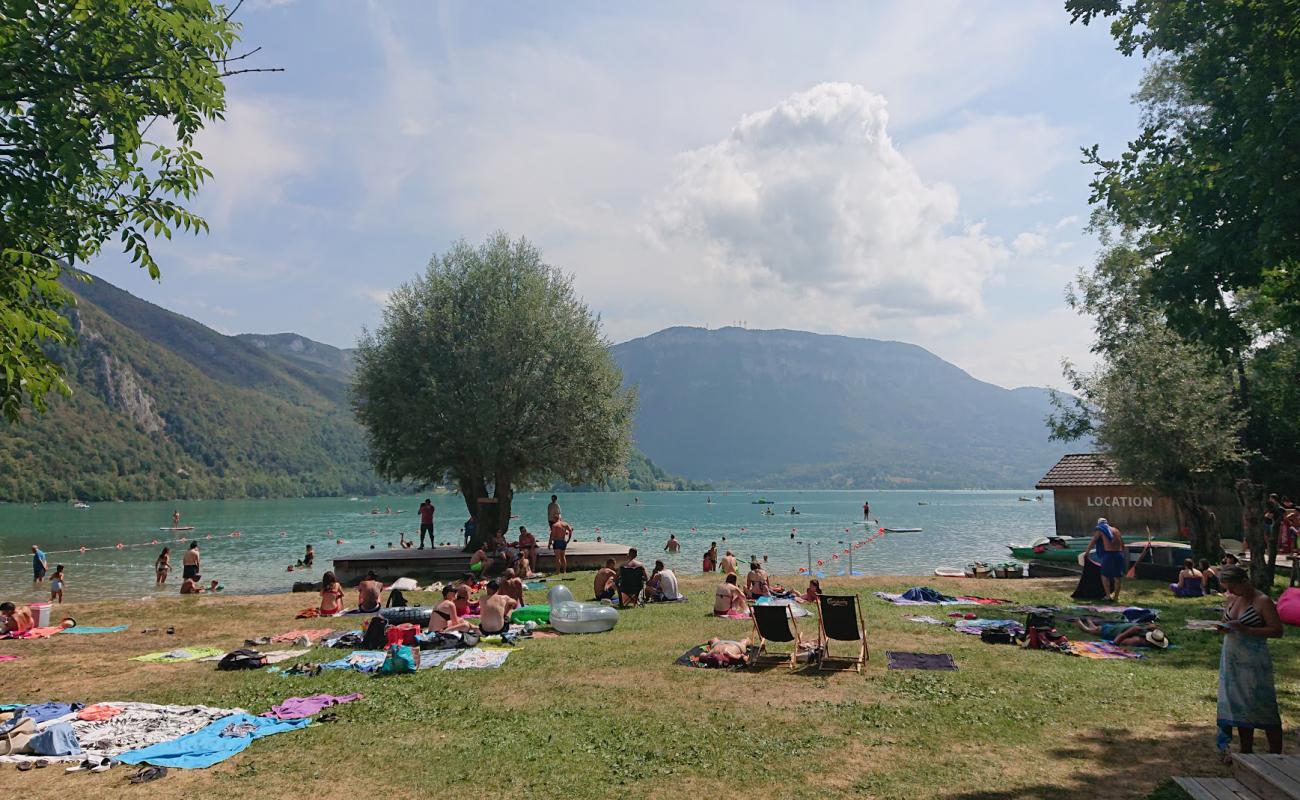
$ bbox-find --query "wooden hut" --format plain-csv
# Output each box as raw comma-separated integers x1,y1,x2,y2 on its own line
1036,453,1180,538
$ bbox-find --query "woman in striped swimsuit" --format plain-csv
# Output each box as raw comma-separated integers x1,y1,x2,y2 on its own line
1215,565,1285,761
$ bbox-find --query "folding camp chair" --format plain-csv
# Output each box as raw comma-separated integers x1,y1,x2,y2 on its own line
751,603,806,670
817,594,869,672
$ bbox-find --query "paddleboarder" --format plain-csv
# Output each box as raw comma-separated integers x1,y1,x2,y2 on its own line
172,509,181,527
863,500,870,521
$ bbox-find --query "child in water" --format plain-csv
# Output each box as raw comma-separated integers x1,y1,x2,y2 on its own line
50,564,65,603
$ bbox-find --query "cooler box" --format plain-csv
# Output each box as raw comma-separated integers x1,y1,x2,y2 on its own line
29,602,51,627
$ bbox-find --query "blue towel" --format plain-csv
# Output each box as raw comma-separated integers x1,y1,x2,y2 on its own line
63,625,129,635
116,713,309,769
19,702,83,723
321,651,385,673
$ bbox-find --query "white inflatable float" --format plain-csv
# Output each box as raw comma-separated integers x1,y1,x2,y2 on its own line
547,585,619,634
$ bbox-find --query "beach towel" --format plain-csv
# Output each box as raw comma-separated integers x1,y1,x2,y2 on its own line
62,625,128,635
416,650,459,670
321,651,385,673
1065,641,1144,660
206,648,312,664
116,713,309,769
754,596,812,618
270,629,334,644
955,596,1013,605
0,703,241,765
261,694,362,720
1069,604,1131,614
11,626,64,639
132,647,225,663
675,644,756,670
886,652,958,671
954,619,1024,636
76,705,123,722
0,656,18,663
443,648,511,670
18,702,83,723
874,592,975,607
1186,619,1223,631
716,608,751,619
905,615,949,625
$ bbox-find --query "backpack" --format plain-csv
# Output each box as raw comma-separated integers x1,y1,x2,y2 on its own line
980,627,1015,644
386,589,408,608
361,616,390,651
379,643,417,674
1025,610,1056,631
217,649,268,671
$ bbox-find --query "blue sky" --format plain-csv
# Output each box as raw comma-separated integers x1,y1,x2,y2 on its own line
96,0,1146,389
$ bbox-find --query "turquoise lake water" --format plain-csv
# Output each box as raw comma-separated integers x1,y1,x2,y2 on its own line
0,490,1055,601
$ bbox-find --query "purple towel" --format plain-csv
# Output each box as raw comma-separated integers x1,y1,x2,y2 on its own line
261,693,362,720
885,652,958,671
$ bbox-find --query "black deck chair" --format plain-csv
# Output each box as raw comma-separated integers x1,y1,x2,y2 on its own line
751,603,805,670
616,564,647,606
817,594,868,672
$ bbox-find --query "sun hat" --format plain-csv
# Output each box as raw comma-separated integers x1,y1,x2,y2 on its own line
1145,629,1169,649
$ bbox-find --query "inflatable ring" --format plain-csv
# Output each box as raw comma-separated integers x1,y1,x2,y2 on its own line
379,607,433,626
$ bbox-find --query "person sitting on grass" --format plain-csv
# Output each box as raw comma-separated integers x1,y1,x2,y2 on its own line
319,571,345,616
647,561,681,602
745,561,771,600
799,579,822,603
500,568,525,606
1201,559,1223,594
180,575,220,594
1170,558,1205,597
430,585,475,634
0,602,33,634
593,559,617,601
454,585,479,617
478,579,519,637
516,526,538,572
357,571,384,613
713,574,748,617
469,545,491,577
1075,618,1169,648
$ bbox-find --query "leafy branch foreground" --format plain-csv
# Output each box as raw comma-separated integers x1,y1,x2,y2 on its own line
0,575,1291,799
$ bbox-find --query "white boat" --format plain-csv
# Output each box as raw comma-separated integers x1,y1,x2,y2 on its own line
73,502,90,509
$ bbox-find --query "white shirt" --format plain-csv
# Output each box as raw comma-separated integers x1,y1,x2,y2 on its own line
657,569,681,601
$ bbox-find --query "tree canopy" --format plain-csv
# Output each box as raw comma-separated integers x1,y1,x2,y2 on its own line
0,0,259,422
1066,0,1300,585
352,233,636,548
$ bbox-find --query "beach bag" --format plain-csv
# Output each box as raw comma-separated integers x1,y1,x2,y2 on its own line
361,616,390,651
1025,610,1055,631
1277,588,1300,627
0,716,35,756
217,649,268,671
980,627,1015,645
379,643,417,674
386,589,408,608
385,623,420,647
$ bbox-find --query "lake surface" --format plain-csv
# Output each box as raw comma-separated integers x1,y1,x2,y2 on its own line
0,490,1055,601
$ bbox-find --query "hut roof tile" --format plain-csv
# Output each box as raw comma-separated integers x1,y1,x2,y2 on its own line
1035,453,1128,489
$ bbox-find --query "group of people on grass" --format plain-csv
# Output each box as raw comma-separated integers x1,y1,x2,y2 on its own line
712,558,819,616
592,549,682,606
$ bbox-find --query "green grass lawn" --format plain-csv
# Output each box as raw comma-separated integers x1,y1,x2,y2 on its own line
0,575,1294,799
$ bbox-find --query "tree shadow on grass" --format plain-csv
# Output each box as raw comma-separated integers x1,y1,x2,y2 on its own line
942,725,1228,800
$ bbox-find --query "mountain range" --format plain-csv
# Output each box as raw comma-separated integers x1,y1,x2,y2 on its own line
0,276,1069,501
611,326,1070,488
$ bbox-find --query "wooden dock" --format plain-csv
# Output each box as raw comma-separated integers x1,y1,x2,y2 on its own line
332,541,632,583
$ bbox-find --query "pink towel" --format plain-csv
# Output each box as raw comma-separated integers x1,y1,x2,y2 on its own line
262,693,363,720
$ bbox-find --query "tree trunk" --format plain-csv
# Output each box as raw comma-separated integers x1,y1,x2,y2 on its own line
1175,490,1220,562
1235,480,1273,591
493,469,514,538
458,475,488,552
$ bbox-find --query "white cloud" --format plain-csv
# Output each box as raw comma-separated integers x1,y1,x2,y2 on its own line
646,83,1006,318
1013,231,1047,255
906,113,1071,204
358,287,392,307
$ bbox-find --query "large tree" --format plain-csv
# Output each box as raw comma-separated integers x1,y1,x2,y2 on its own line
352,233,636,549
0,0,270,422
1068,0,1300,587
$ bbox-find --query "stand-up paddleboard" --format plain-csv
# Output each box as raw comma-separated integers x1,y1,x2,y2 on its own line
159,526,195,532
933,567,965,578
884,527,922,533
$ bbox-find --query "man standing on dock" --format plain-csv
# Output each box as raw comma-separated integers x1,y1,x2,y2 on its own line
547,495,562,526
418,499,436,549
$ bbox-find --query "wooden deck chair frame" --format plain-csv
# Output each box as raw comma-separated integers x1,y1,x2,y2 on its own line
750,603,803,670
817,594,868,672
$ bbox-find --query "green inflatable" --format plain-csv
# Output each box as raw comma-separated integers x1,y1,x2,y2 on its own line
512,604,551,624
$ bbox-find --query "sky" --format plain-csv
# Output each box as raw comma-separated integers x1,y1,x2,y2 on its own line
96,0,1148,390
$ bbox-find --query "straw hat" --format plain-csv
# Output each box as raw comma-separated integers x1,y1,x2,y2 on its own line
1145,629,1169,649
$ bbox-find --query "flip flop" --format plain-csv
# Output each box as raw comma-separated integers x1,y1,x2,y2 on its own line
65,760,95,773
16,762,33,771
128,765,168,784
34,760,48,768
90,758,112,773
316,712,339,723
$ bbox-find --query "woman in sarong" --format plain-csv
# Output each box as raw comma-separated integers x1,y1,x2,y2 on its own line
1215,565,1285,762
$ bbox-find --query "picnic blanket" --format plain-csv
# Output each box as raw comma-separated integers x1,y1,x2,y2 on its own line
1065,641,1144,660
132,647,225,663
886,652,958,671
63,625,129,635
443,648,511,670
0,703,243,765
116,713,309,769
